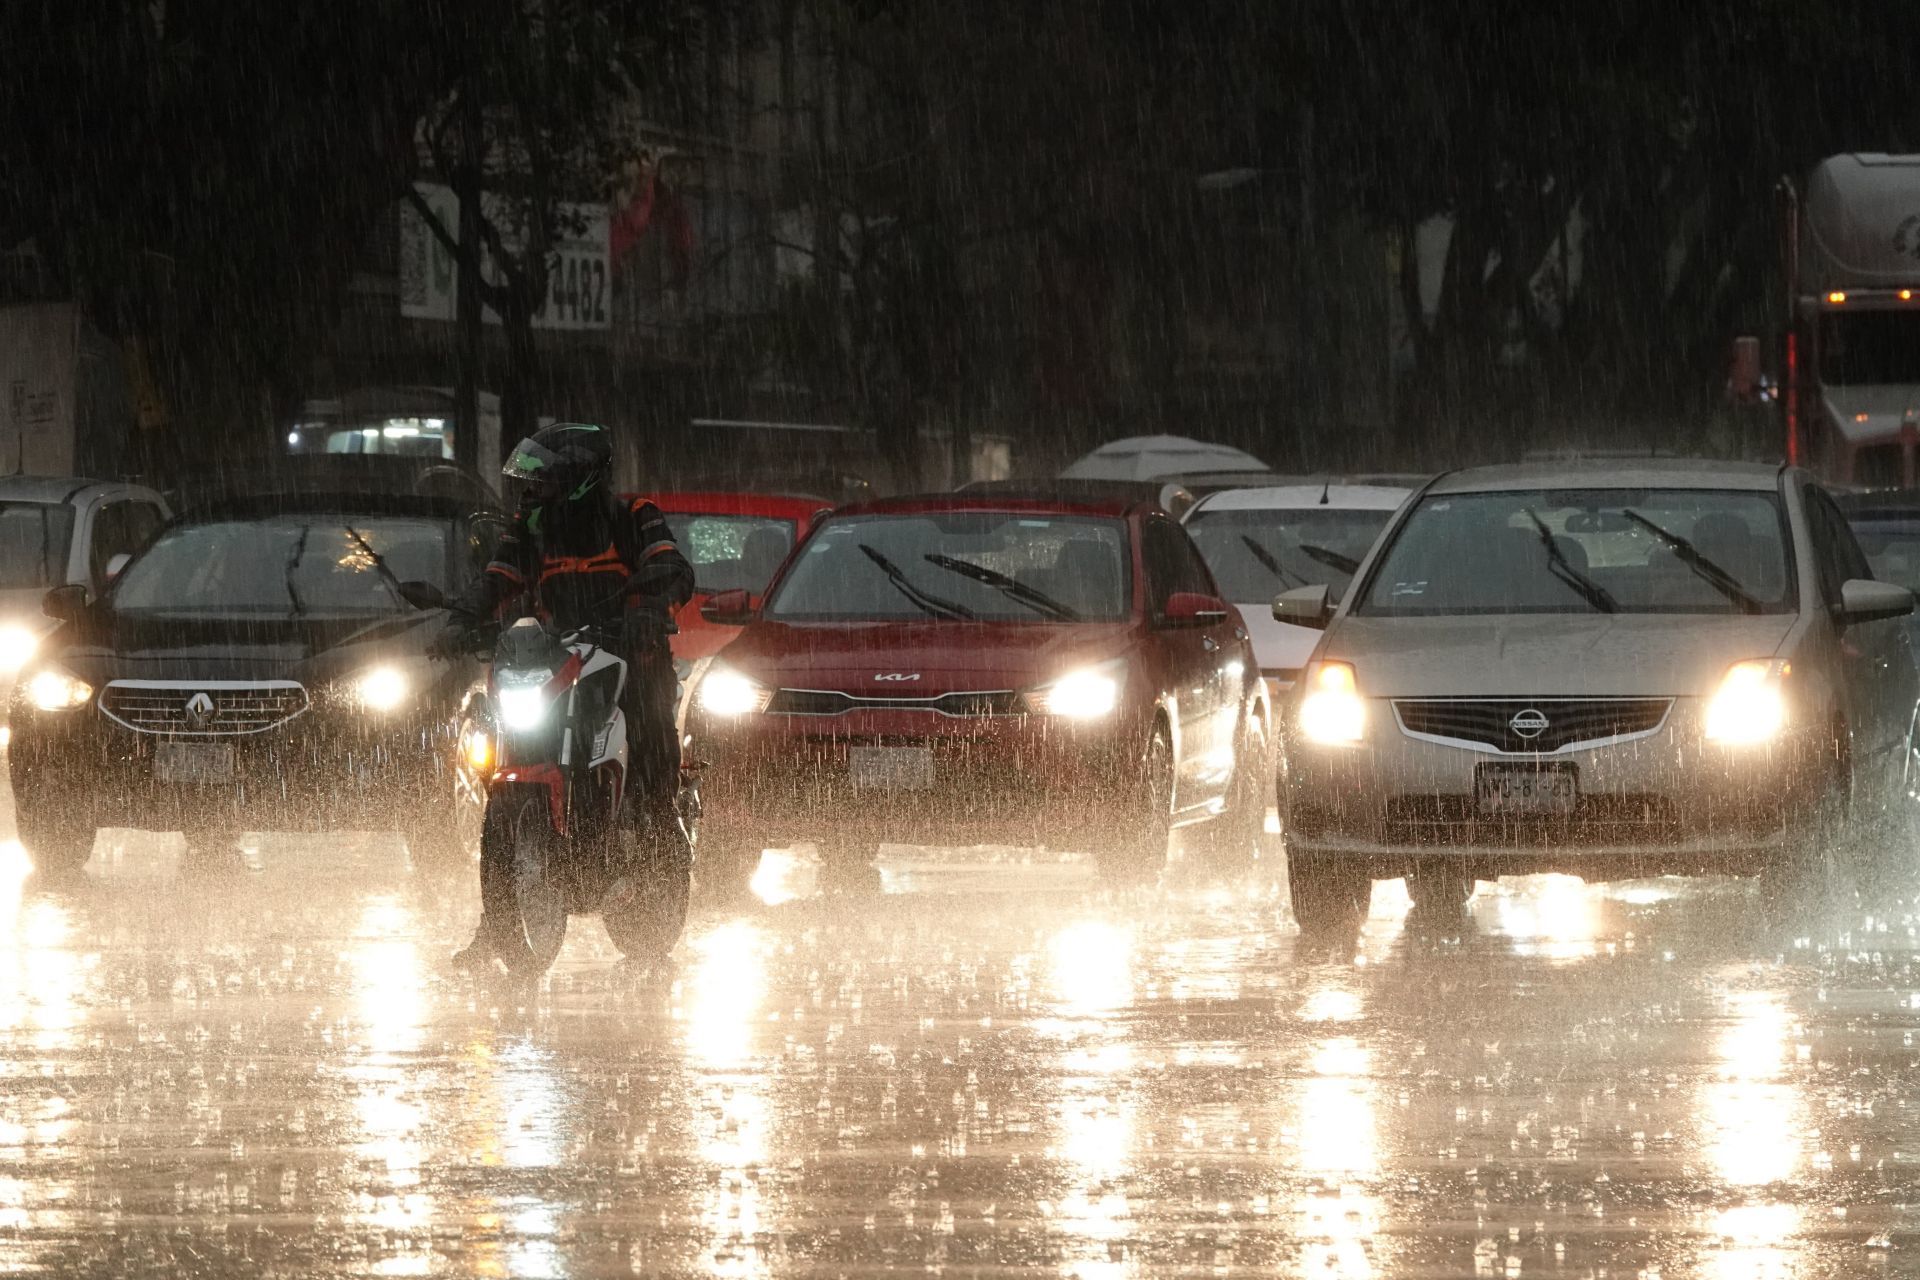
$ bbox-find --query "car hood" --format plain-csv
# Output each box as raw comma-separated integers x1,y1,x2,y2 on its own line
717,620,1139,695
1323,613,1799,698
51,610,445,687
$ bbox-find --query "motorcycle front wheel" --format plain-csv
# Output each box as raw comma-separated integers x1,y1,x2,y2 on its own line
479,790,570,978
603,811,692,964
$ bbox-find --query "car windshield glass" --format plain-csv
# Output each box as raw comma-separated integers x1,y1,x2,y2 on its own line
113,515,450,615
0,502,76,589
1358,488,1795,616
1819,309,1920,386
1848,518,1920,593
1185,507,1394,601
662,513,798,595
765,513,1131,623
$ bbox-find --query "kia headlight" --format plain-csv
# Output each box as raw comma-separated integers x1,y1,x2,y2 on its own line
1704,658,1788,745
1026,660,1125,719
26,668,92,712
1298,661,1365,744
0,624,39,674
698,665,771,717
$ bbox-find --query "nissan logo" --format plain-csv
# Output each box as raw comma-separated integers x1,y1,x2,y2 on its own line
184,691,216,730
874,673,922,682
1509,708,1550,740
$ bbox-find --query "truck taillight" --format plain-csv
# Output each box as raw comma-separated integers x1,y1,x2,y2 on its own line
1828,291,1847,304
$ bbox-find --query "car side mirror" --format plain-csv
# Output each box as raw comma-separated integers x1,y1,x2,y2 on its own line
701,588,754,626
396,579,449,611
104,553,131,582
43,584,88,623
1841,578,1915,625
1162,591,1231,626
1273,584,1332,629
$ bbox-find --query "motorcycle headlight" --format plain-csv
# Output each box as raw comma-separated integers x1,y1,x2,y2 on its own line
26,668,92,712
697,666,771,717
0,624,40,674
496,684,550,730
1026,660,1125,719
1298,661,1365,744
354,665,411,713
1704,658,1788,745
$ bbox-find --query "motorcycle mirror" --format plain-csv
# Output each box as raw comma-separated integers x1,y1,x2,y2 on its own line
397,580,449,611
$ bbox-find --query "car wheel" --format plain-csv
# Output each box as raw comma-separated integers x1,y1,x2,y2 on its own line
13,802,94,879
479,791,569,978
1186,714,1267,869
1100,722,1173,884
692,828,763,899
1405,865,1475,916
1286,848,1371,938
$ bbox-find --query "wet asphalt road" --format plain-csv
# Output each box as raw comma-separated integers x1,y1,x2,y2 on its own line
6,794,1920,1277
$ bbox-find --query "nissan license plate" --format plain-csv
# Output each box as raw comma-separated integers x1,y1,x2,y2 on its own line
1475,764,1576,817
850,746,934,790
155,741,235,785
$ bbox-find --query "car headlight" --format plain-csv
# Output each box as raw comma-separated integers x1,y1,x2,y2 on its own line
1298,661,1365,744
26,668,92,712
0,624,40,674
698,666,771,717
1026,660,1125,719
496,684,550,730
1704,658,1788,745
354,665,411,712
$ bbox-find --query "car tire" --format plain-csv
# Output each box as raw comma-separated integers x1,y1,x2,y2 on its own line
479,791,569,978
14,802,94,879
1405,866,1475,916
1286,848,1371,938
693,828,762,899
1100,722,1174,884
1186,714,1268,869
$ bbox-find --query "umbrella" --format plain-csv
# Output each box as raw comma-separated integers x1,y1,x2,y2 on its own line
1059,434,1269,481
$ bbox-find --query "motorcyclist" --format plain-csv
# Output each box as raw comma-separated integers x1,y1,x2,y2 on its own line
449,421,694,967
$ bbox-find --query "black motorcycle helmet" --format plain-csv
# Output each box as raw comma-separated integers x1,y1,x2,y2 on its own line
502,422,613,507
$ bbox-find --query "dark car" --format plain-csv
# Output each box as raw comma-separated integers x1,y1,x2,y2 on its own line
7,490,508,874
687,494,1271,886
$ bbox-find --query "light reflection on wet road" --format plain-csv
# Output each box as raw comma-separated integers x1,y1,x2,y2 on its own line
3,805,1920,1275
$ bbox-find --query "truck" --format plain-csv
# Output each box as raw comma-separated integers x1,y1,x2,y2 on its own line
0,303,138,480
1769,154,1920,487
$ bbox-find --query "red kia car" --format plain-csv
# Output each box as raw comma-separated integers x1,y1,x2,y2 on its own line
652,493,829,662
687,494,1271,887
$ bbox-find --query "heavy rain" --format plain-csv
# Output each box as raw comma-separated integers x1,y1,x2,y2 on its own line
4,1,1920,1275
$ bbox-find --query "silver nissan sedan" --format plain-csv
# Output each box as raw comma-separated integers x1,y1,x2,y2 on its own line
1273,460,1919,934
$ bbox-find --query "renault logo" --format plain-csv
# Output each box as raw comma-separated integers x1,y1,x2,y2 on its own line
874,673,922,682
184,692,216,730
1509,708,1550,740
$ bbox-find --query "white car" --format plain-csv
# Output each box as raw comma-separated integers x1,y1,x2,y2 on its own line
0,477,170,681
1182,484,1411,703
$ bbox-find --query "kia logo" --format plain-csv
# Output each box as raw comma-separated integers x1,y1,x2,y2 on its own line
1509,708,1550,740
184,691,216,730
874,673,921,682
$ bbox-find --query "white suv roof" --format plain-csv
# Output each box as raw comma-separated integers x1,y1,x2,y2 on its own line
1187,483,1411,515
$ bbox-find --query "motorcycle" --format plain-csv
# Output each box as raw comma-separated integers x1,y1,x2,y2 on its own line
404,579,694,977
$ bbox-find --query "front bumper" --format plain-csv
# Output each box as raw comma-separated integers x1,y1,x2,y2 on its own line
1282,696,1822,875
692,707,1149,848
9,696,464,834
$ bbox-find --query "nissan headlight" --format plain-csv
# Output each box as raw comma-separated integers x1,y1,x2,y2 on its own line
353,665,411,713
1298,661,1365,744
698,665,771,717
1704,658,1788,745
26,668,92,712
0,624,39,674
1027,660,1125,719
495,683,551,731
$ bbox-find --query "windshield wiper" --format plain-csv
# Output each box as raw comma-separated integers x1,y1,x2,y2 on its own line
1239,535,1308,589
922,552,1081,621
283,524,311,617
342,523,412,607
1621,509,1763,615
858,544,975,621
1522,507,1618,613
1295,542,1360,576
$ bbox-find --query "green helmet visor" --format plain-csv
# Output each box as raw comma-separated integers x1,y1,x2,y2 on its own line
502,436,567,483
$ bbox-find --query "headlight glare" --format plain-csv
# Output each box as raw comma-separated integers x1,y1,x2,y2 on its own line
1028,662,1124,718
1299,661,1365,743
354,665,411,712
1704,658,1788,745
496,685,549,730
0,624,39,674
698,667,770,717
464,728,495,771
26,669,92,712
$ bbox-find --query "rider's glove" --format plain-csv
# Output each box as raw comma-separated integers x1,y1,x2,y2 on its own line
623,600,674,652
